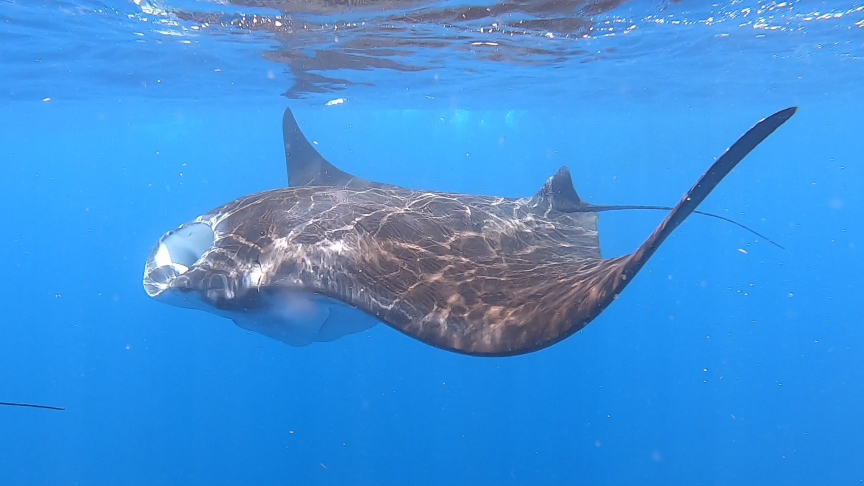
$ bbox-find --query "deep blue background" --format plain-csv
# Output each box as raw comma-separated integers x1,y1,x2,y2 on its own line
0,99,861,485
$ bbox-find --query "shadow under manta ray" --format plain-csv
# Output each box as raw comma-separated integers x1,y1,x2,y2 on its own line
143,106,797,357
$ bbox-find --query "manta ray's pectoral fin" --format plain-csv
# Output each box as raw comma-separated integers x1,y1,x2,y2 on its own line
282,108,395,190
612,106,798,283
327,107,797,357
536,106,800,352
538,106,801,352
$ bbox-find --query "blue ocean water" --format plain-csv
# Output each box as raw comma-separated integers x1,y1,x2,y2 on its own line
1,0,863,484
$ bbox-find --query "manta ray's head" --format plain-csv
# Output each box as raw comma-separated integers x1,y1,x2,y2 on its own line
142,204,379,347
142,220,236,310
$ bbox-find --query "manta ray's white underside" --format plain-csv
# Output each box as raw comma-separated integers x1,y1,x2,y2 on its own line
230,291,379,346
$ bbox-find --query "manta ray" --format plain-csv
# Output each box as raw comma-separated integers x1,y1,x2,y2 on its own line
143,106,796,357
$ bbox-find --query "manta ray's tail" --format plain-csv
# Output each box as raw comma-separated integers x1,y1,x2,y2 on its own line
586,205,785,249
620,107,797,277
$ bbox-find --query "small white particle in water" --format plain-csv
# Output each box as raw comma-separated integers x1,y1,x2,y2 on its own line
325,98,345,106
738,248,748,254
42,97,51,102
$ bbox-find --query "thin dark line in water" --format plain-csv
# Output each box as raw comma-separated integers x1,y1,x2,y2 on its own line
0,401,65,411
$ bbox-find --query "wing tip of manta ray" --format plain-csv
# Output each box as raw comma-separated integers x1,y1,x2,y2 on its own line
282,106,358,188
622,105,797,279
281,107,405,190
773,106,798,122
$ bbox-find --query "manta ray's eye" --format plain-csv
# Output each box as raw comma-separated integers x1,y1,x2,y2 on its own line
153,222,215,270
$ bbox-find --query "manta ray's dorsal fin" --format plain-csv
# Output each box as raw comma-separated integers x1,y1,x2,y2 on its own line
529,167,587,212
282,108,392,189
533,163,784,248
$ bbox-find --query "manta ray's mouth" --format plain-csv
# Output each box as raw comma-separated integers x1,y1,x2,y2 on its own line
143,222,215,297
